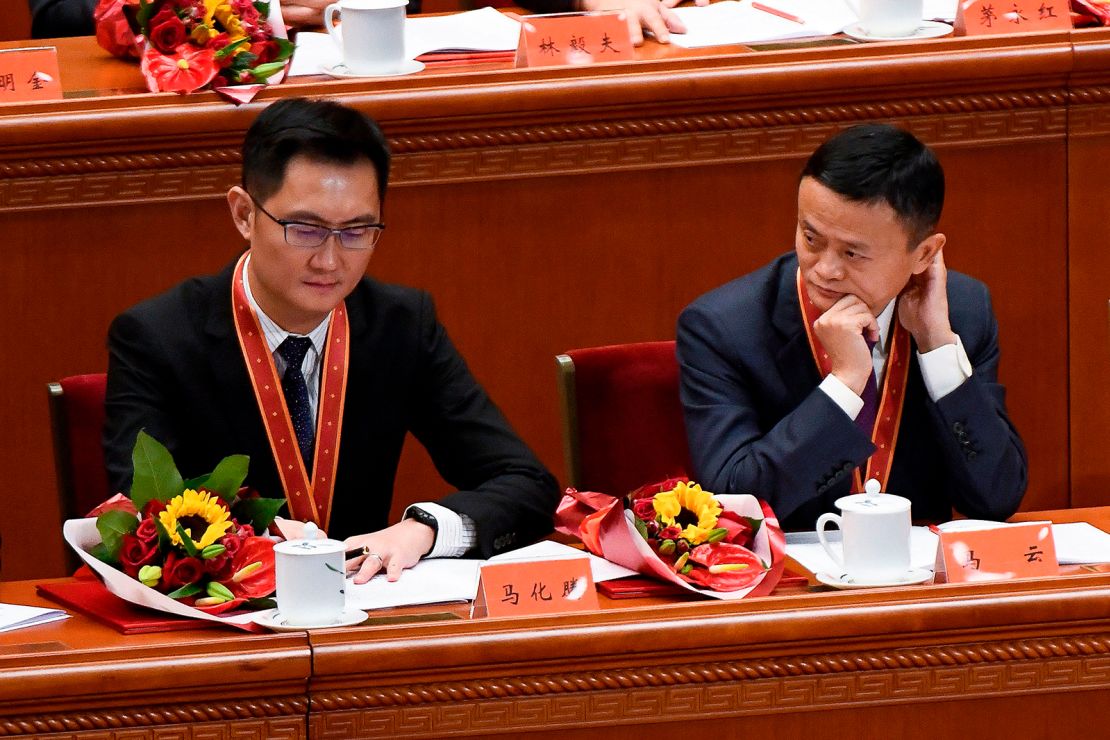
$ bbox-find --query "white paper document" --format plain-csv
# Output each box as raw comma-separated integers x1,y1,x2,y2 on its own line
289,7,521,77
668,0,857,49
344,541,638,611
0,602,70,633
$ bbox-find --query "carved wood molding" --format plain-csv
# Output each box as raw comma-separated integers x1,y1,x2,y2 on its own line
1067,86,1110,137
0,696,308,737
0,89,1068,213
309,633,1110,736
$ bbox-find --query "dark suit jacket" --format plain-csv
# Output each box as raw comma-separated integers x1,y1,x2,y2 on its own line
104,258,559,556
677,253,1027,531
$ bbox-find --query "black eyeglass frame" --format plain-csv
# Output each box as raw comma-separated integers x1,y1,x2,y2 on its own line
250,195,386,250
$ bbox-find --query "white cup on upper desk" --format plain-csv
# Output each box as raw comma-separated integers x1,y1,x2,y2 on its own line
816,485,912,583
857,0,924,37
324,0,409,76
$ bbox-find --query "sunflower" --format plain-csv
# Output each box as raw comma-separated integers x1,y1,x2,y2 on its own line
159,489,233,551
653,481,722,545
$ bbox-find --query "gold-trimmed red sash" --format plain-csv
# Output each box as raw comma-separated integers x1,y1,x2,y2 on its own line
796,269,908,493
231,253,349,530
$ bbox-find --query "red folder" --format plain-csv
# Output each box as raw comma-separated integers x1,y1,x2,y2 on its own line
37,579,210,634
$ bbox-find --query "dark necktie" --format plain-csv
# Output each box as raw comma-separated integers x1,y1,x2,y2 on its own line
277,336,315,474
855,336,879,436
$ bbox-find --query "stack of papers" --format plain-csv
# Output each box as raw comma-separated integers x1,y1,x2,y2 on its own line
0,602,69,633
668,0,857,49
289,7,521,77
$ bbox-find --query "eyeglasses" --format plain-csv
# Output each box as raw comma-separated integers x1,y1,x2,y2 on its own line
251,196,385,250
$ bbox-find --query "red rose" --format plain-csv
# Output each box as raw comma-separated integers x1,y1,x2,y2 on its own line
119,533,160,578
203,552,233,581
143,498,167,518
249,40,279,65
219,533,243,558
631,496,656,522
148,11,187,54
716,511,755,548
162,552,204,589
135,516,160,544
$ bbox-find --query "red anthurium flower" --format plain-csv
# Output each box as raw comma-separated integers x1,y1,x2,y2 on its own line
141,44,219,94
223,536,276,599
684,543,766,591
715,511,755,548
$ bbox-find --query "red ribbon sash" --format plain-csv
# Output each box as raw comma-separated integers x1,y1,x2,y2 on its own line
796,269,909,493
231,253,349,530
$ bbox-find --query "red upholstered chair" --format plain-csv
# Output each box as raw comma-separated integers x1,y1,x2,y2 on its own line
47,374,110,571
555,341,692,496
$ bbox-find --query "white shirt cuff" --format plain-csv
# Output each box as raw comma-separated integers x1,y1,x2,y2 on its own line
405,501,477,558
917,334,973,401
819,374,864,420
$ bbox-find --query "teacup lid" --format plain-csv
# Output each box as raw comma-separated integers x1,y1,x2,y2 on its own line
834,479,911,513
273,521,345,554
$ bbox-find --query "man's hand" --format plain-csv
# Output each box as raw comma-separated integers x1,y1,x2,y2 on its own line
280,0,330,28
898,251,957,353
580,0,690,45
813,294,878,396
343,518,436,585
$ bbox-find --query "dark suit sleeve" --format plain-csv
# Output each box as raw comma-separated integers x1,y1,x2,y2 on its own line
407,294,560,557
922,283,1027,520
677,302,876,523
30,0,96,38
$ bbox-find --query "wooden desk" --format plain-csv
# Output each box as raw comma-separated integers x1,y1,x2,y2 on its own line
2,508,1107,738
1,29,1109,580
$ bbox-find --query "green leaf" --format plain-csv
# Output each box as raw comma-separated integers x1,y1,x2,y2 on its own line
246,597,277,610
136,0,155,31
182,474,210,490
633,517,649,541
166,582,203,599
214,37,249,60
130,431,184,512
96,510,139,561
203,455,249,502
232,496,286,533
176,522,199,558
90,542,112,564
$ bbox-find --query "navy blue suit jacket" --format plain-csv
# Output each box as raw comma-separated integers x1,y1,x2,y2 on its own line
677,253,1027,530
104,258,559,555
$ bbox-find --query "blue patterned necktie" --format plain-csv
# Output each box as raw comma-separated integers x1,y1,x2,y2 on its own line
856,336,879,436
277,336,315,474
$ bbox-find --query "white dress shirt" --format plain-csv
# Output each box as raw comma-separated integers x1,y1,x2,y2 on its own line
242,256,475,556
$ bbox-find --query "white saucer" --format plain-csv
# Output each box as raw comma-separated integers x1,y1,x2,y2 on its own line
843,21,953,42
320,60,425,79
252,607,368,631
816,568,934,589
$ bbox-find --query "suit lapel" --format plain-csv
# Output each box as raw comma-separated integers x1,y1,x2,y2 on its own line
770,256,822,407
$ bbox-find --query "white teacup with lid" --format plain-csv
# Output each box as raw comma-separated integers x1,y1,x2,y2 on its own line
324,0,409,76
816,479,912,583
273,522,347,627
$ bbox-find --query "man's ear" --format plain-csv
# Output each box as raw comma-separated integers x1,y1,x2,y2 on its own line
911,233,946,274
227,186,253,241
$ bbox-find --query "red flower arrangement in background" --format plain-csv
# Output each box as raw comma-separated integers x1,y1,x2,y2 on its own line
94,0,293,94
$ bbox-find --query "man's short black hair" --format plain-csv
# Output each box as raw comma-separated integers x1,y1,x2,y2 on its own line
801,124,944,244
242,97,391,204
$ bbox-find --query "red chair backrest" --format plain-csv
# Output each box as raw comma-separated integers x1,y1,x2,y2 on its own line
49,373,110,523
562,341,692,497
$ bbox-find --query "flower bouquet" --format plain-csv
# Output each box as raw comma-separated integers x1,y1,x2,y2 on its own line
93,0,293,95
556,477,785,599
63,430,284,629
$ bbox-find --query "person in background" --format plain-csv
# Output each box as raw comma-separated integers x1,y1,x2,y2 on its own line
31,0,705,46
104,97,560,583
677,123,1027,530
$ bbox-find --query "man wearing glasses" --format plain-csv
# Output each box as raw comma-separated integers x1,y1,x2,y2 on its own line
104,97,559,583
